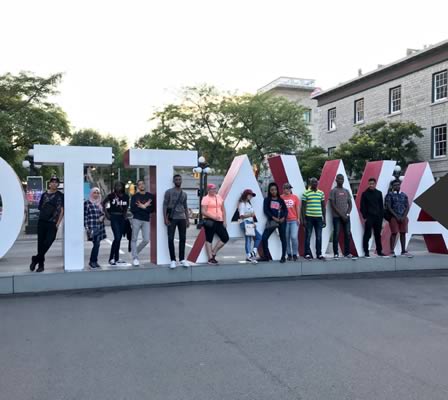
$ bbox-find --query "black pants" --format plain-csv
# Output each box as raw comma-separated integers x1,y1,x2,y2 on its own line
36,220,58,263
363,216,383,255
90,237,101,263
262,223,287,259
204,221,229,244
168,219,187,261
110,214,125,262
304,216,323,257
333,217,351,256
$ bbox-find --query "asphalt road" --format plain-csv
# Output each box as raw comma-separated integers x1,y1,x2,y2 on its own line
2,277,448,400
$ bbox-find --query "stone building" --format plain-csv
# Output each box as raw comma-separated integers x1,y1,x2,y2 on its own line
313,40,448,178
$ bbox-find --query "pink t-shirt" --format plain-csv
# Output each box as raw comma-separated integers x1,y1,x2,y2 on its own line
281,194,300,221
201,194,224,221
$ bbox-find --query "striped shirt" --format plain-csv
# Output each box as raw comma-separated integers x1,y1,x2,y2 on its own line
302,189,325,217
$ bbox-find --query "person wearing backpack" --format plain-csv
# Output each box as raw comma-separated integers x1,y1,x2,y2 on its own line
29,176,64,273
163,174,190,269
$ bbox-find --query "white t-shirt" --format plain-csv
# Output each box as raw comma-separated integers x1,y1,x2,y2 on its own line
238,201,254,223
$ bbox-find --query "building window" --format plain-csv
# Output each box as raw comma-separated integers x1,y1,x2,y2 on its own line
432,125,447,158
328,108,336,131
433,70,448,102
328,146,336,156
303,109,312,124
389,86,401,113
354,99,364,123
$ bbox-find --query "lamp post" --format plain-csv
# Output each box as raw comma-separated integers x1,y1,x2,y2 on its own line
193,156,212,228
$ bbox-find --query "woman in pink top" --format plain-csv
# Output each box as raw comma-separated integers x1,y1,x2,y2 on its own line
201,184,229,264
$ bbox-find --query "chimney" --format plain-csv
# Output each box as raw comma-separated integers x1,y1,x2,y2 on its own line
406,48,419,56
358,68,362,77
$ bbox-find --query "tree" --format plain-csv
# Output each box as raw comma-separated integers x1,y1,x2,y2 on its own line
226,93,311,168
0,72,71,179
332,121,424,178
136,85,310,172
296,146,328,183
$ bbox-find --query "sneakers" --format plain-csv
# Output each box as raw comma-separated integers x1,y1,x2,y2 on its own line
133,258,140,267
345,254,358,260
180,260,190,268
36,263,45,273
30,256,38,272
293,255,298,262
377,253,390,258
109,259,117,266
401,252,414,258
208,257,218,265
116,259,128,265
280,257,286,263
169,260,177,269
287,254,293,261
317,255,326,261
89,262,100,269
305,254,312,261
364,254,371,259
334,254,339,260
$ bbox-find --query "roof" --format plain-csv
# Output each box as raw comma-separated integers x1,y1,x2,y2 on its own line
313,39,448,106
258,77,316,94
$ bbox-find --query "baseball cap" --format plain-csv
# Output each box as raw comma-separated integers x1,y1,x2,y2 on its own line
283,182,293,189
207,183,217,190
49,175,60,183
242,189,256,197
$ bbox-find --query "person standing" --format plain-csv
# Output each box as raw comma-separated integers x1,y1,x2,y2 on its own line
281,183,301,261
84,187,106,269
163,174,190,269
130,179,155,266
29,176,64,272
260,182,288,263
329,174,356,259
360,178,388,258
238,189,261,264
103,182,129,266
385,180,413,257
201,184,229,265
301,177,326,261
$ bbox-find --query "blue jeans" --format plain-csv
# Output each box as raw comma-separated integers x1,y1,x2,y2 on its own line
304,216,323,257
333,216,351,256
240,221,261,255
90,237,101,263
285,221,299,256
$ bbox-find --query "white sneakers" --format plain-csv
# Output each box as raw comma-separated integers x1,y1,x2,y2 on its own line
170,261,177,269
133,258,140,267
180,260,190,268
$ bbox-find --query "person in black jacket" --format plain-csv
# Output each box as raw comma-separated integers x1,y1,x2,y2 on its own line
360,178,388,258
130,179,155,266
260,183,288,263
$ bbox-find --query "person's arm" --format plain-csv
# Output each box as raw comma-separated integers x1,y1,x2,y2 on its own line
263,198,274,221
403,194,410,219
56,193,64,228
84,202,89,232
130,195,137,215
329,189,343,218
360,192,367,219
103,194,111,220
347,190,352,215
148,194,155,214
301,195,307,225
163,190,170,225
123,195,129,218
38,193,45,211
321,199,326,227
378,191,384,217
279,199,288,222
183,193,190,228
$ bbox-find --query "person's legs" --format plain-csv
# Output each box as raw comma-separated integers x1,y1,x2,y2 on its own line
373,217,383,255
304,217,313,257
342,218,351,256
177,219,187,261
363,217,373,256
253,229,262,255
204,223,215,260
314,217,323,257
212,222,229,256
136,220,150,256
36,220,48,263
131,218,141,259
261,227,275,259
289,221,299,256
332,217,341,255
399,217,409,254
240,222,252,256
285,221,293,257
90,237,100,264
167,221,177,261
278,223,287,259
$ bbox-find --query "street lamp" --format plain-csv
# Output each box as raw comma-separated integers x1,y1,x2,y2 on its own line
193,156,213,228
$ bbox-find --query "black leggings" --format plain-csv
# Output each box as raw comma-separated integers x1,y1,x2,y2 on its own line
204,221,229,244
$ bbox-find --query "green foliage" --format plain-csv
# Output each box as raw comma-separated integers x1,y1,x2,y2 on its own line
332,121,424,178
137,85,310,172
0,72,71,179
296,146,328,183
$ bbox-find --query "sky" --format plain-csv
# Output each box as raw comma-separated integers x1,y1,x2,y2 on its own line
1,0,447,144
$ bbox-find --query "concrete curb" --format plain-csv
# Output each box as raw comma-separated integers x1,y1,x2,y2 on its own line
1,255,447,295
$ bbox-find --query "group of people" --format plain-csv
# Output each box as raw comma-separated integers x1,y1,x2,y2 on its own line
29,173,412,272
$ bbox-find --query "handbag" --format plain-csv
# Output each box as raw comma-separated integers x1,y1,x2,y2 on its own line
265,219,279,229
244,223,256,237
